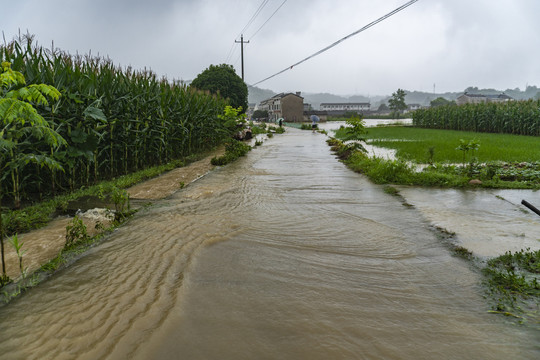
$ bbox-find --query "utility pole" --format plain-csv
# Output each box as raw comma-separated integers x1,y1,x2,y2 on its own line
235,34,249,81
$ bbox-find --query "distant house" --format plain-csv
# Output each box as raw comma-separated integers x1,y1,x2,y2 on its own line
407,103,422,111
258,92,304,122
456,92,513,106
320,102,370,112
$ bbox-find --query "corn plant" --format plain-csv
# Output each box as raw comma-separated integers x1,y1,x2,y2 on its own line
413,100,540,136
64,215,88,250
9,234,26,278
0,33,230,211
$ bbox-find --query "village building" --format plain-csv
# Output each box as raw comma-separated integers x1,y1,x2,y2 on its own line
407,103,422,112
258,92,304,122
320,102,371,113
456,92,514,106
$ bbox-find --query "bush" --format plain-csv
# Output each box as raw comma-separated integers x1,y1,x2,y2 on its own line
211,140,251,166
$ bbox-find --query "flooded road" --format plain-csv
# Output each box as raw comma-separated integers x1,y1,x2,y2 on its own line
0,128,538,359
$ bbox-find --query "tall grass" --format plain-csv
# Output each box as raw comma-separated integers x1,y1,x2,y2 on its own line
0,34,230,207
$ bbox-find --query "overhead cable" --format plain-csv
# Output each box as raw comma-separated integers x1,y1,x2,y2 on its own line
250,0,419,87
248,0,288,41
226,0,270,64
241,0,271,36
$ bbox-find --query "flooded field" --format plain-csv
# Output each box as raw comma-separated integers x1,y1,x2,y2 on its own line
0,128,538,359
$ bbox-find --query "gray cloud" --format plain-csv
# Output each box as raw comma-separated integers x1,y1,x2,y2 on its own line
2,0,539,95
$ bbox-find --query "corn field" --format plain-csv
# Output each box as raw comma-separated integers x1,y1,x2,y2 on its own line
1,34,230,208
413,101,540,136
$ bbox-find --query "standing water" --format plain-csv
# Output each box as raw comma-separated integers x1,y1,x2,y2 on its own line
0,128,538,359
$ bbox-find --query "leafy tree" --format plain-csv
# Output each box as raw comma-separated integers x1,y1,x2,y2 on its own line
0,61,66,285
388,88,407,118
430,97,456,107
377,103,389,112
191,64,248,112
218,105,245,134
252,109,268,120
342,115,367,142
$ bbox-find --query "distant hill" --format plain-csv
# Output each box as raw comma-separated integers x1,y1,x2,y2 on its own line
247,85,540,110
247,86,276,105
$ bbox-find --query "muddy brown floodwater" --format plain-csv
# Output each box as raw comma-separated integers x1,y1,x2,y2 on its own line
0,128,538,359
0,148,224,281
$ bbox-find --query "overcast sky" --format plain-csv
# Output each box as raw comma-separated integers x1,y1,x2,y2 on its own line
2,0,539,96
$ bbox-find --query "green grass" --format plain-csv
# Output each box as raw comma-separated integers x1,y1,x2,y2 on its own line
358,126,540,163
483,249,540,320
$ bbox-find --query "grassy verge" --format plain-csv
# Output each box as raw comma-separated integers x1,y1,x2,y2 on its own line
211,139,252,166
331,126,540,189
1,149,219,239
250,122,285,135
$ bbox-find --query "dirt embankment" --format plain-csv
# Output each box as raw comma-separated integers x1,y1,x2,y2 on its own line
2,148,225,281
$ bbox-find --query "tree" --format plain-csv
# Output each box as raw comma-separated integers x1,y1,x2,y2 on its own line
190,64,248,112
430,97,456,107
252,109,268,120
388,88,407,118
0,61,66,285
342,115,367,142
377,103,389,112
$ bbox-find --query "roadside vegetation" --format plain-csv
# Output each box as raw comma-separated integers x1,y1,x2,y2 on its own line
0,34,260,295
328,113,540,322
333,125,540,189
483,249,540,321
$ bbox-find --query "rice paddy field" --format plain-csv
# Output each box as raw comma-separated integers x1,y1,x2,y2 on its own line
364,126,540,164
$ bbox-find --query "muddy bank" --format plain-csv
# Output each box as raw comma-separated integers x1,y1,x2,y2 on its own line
1,148,224,282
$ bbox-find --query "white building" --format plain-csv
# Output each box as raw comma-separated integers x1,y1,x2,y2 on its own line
320,102,370,112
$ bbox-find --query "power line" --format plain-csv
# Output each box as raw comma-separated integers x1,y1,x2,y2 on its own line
224,41,237,64
241,0,271,37
225,0,270,65
248,0,288,41
251,0,419,87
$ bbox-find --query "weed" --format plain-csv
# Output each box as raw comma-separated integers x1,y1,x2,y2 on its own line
383,185,399,196
483,249,540,319
427,146,435,164
111,186,130,215
0,274,10,287
452,245,474,260
9,234,27,278
64,216,89,250
211,140,251,166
